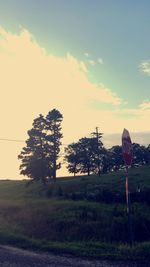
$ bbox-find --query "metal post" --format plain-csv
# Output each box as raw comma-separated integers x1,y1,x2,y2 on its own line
125,166,133,246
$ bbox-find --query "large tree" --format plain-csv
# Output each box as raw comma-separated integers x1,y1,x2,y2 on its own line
18,109,63,182
45,109,63,179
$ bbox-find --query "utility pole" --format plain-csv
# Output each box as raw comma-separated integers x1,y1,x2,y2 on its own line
92,127,101,176
96,127,99,142
96,127,101,176
92,127,99,142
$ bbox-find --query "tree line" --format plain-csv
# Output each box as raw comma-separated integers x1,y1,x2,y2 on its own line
18,108,150,182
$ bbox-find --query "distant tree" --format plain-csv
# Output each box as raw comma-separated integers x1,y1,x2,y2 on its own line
139,145,148,165
78,137,97,176
18,109,63,182
145,145,150,165
65,143,81,176
65,131,104,176
101,148,113,173
132,143,147,165
109,145,124,171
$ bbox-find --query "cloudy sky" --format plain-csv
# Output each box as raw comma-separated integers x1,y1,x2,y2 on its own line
0,0,150,178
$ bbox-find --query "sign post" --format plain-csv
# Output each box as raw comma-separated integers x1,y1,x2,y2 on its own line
122,128,133,246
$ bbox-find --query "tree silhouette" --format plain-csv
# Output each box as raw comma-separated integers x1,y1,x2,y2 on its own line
65,143,81,176
109,145,124,171
18,109,63,182
65,131,104,176
45,109,63,179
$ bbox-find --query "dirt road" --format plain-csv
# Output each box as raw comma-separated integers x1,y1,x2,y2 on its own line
0,245,147,267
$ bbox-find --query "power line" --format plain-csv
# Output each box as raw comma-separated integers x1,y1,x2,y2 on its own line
0,138,25,143
0,138,69,147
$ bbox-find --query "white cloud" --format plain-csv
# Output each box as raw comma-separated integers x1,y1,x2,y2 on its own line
0,26,124,178
139,101,150,110
96,84,123,105
139,60,150,76
84,53,103,66
84,52,89,57
88,59,96,66
0,27,122,119
79,61,88,73
98,57,103,64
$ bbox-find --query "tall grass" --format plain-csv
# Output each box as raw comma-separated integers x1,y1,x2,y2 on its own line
0,166,149,259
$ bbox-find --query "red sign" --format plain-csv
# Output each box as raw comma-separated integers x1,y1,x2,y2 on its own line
122,128,133,166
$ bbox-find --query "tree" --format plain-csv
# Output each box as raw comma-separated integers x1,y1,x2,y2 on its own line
109,145,124,171
132,143,147,166
18,114,48,182
65,143,81,176
45,109,63,179
65,131,104,176
78,137,97,176
101,148,113,173
18,109,63,182
145,145,150,165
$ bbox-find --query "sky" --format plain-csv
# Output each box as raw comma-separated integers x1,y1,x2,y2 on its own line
0,0,150,179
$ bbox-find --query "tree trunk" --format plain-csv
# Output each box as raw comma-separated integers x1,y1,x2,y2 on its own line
53,126,56,180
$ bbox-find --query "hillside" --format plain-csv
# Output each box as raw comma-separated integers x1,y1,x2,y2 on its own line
0,166,150,260
1,164,149,198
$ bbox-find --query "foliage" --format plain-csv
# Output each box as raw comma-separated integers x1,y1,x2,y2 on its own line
18,109,63,181
65,131,104,176
132,143,150,165
65,134,150,176
110,145,124,170
45,109,63,179
64,143,82,176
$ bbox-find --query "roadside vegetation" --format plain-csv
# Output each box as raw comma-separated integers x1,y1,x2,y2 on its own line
0,165,150,261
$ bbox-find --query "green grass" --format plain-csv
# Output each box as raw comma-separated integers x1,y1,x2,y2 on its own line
0,165,150,200
0,165,150,259
46,165,150,196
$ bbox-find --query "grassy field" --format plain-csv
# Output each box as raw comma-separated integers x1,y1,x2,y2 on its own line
0,165,150,260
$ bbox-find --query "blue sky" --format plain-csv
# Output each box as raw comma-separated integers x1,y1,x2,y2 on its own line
0,0,150,178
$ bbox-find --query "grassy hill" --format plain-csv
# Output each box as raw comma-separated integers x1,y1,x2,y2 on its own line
1,165,150,198
0,165,150,260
